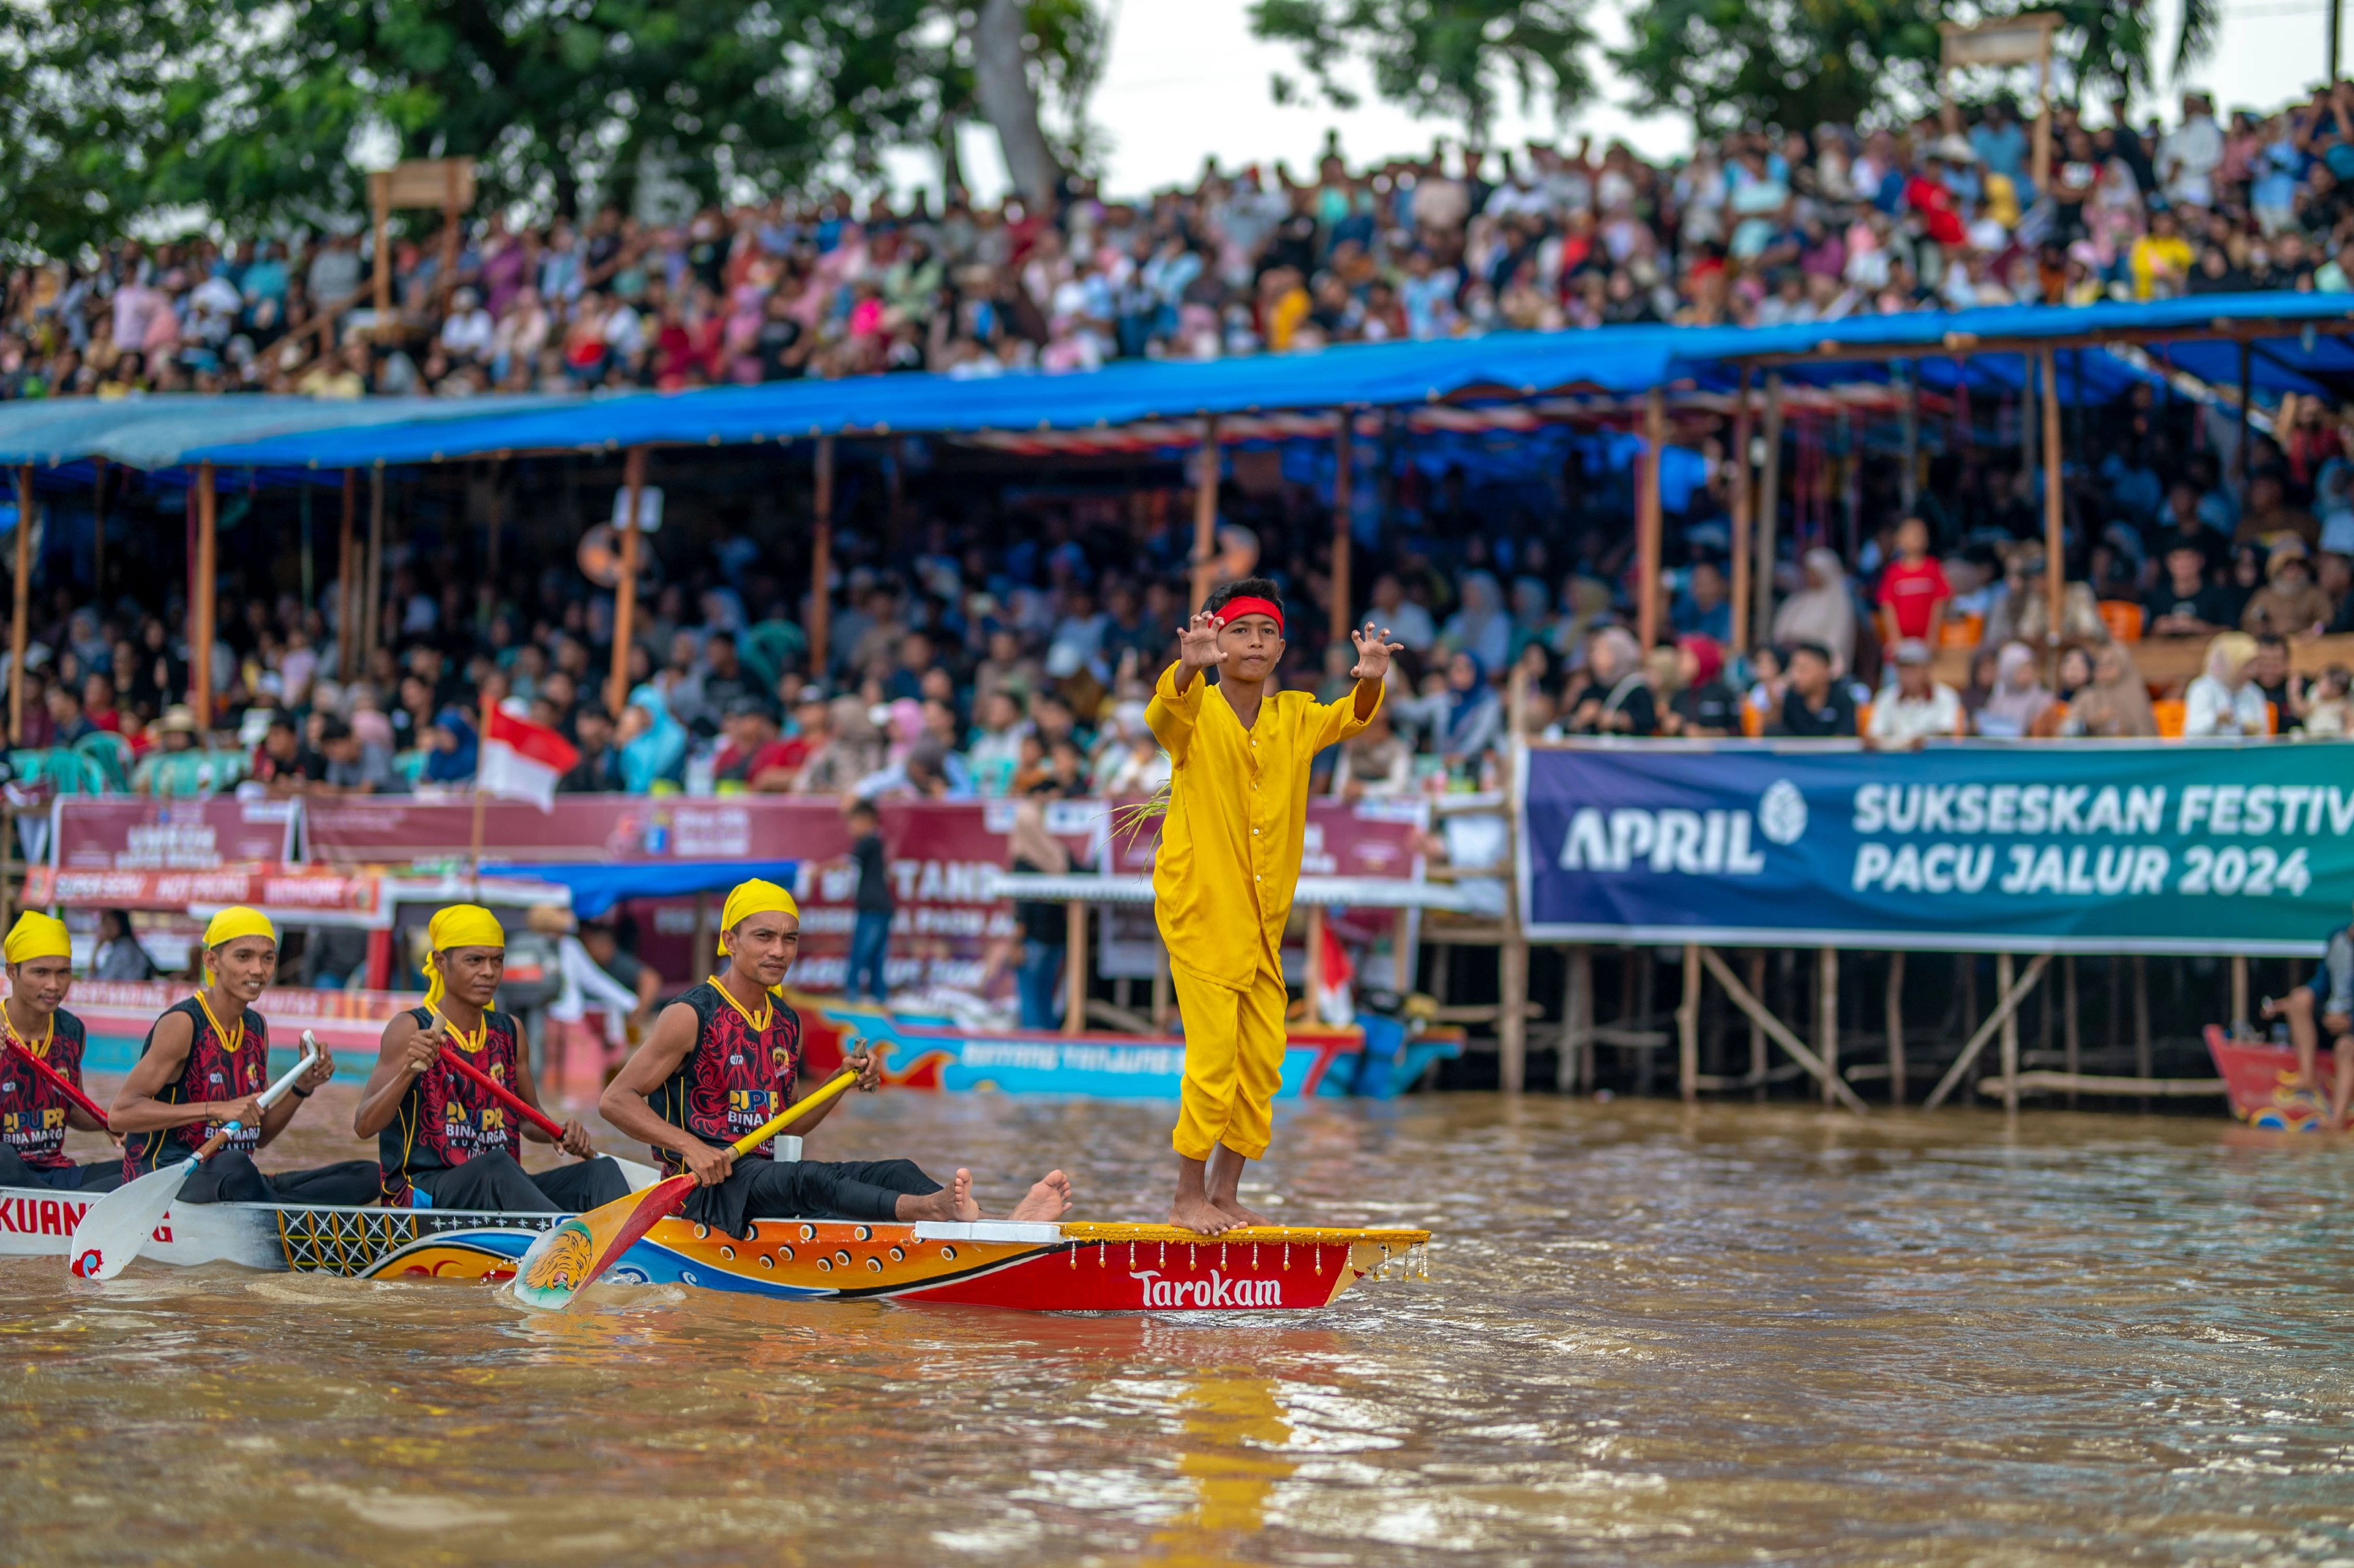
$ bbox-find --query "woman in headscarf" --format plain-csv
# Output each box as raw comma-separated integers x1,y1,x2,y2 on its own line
617,683,688,792
2185,631,2268,736
1430,650,1503,773
1972,641,2053,738
421,707,478,784
1548,575,1616,658
1770,548,1858,676
1441,570,1513,674
1957,646,2002,727
2067,640,2158,738
1568,627,1658,736
1665,635,1740,736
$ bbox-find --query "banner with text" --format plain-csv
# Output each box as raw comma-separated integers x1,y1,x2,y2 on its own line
1518,741,2354,955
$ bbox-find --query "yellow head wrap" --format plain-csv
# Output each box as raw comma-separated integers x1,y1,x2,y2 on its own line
423,905,506,1012
717,879,799,955
3,912,71,966
203,907,276,952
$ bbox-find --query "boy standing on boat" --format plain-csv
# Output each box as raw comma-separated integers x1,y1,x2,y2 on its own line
599,878,1072,1236
109,908,375,1203
355,904,631,1211
0,913,123,1192
1146,580,1399,1235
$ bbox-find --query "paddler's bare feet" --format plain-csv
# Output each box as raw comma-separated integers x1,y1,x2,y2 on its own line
1008,1170,1072,1221
897,1168,983,1224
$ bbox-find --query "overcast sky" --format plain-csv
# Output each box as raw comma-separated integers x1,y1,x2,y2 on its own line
921,0,2351,202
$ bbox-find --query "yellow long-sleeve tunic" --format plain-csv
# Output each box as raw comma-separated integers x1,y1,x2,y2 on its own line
1145,662,1381,989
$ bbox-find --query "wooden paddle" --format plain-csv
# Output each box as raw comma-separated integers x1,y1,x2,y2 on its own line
511,1065,864,1312
68,1034,320,1281
3,1034,113,1133
426,1022,661,1190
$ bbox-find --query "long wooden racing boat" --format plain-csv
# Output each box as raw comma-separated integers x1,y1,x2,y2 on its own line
0,1187,1429,1311
2204,1024,2349,1132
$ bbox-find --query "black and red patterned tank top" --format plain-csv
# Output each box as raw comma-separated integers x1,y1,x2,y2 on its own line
0,1009,90,1172
124,996,269,1179
648,980,802,1175
378,1006,525,1206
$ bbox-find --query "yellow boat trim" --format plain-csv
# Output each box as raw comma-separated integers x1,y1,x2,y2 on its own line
1058,1222,1431,1247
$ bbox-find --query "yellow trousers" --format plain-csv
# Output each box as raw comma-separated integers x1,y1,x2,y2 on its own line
1170,959,1289,1161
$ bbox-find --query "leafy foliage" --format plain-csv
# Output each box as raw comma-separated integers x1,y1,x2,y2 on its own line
1248,0,1596,143
1613,0,1945,135
0,0,952,251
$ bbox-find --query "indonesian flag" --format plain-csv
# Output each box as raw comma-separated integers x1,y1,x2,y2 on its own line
479,700,579,813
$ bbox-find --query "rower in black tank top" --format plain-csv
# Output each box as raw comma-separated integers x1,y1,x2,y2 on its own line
597,878,1073,1238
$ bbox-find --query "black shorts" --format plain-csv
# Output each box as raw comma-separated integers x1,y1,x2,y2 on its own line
680,1157,940,1238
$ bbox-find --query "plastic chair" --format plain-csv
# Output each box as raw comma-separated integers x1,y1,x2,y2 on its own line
2152,699,2186,739
1740,702,1764,738
2097,601,2145,643
2266,700,2280,736
1938,613,1984,650
1854,701,1874,736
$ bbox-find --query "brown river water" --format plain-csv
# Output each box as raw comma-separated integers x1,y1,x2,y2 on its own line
3,1081,2351,1566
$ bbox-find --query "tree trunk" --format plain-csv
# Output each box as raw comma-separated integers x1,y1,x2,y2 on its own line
970,0,1062,208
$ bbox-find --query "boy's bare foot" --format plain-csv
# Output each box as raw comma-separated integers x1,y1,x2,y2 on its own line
1210,1193,1267,1227
950,1167,981,1221
1170,1193,1236,1235
1008,1170,1073,1221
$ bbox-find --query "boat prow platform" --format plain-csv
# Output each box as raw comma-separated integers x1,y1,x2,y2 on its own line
2205,1024,2349,1132
0,1190,1429,1312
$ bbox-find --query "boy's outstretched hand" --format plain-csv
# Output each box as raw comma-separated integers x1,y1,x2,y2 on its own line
1349,622,1405,682
1176,610,1222,675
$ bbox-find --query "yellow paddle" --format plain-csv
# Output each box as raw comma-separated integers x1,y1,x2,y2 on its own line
510,1066,863,1311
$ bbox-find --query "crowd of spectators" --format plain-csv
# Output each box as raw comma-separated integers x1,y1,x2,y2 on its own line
3,85,2354,836
17,84,2354,399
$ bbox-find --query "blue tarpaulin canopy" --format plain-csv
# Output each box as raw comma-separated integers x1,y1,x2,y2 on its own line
1,292,2346,474
482,858,799,920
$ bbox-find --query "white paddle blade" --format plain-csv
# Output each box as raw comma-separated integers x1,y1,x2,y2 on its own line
67,1163,189,1280
610,1156,662,1189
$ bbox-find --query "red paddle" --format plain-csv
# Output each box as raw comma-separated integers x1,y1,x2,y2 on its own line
431,1035,659,1189
4,1036,112,1133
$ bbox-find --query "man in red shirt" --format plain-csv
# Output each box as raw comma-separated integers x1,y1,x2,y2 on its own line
1876,517,1951,643
711,698,800,792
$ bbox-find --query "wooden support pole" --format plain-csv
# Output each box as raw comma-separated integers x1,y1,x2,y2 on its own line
1558,944,1593,1094
809,436,834,679
1996,952,2020,1112
1694,945,1869,1114
1191,417,1221,612
1498,663,1529,1095
2132,956,2152,1076
363,462,386,667
8,464,30,746
90,457,107,602
1679,943,1700,1103
1728,367,1753,652
1330,411,1353,648
1746,951,1767,1102
1637,387,1666,652
2237,341,2254,495
484,458,503,586
1899,360,1920,515
2032,25,2054,200
2039,347,2064,678
336,470,357,679
2230,953,2249,1032
1392,907,1410,993
608,447,647,716
1885,951,1907,1105
1923,953,2052,1110
1304,904,1325,1018
1755,374,1784,643
192,462,217,734
1064,901,1087,1037
2063,955,2080,1109
1151,944,1171,1029
1818,947,1839,1105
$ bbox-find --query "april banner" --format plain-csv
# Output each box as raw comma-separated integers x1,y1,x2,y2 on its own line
1517,740,2354,955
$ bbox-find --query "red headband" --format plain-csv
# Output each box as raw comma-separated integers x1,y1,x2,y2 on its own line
1214,596,1285,633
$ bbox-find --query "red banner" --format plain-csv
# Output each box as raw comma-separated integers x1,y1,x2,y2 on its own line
51,799,297,871
299,796,817,864
22,865,386,917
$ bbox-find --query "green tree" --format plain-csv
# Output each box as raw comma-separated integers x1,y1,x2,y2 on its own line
0,0,944,253
1614,0,1945,135
1247,0,1596,145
